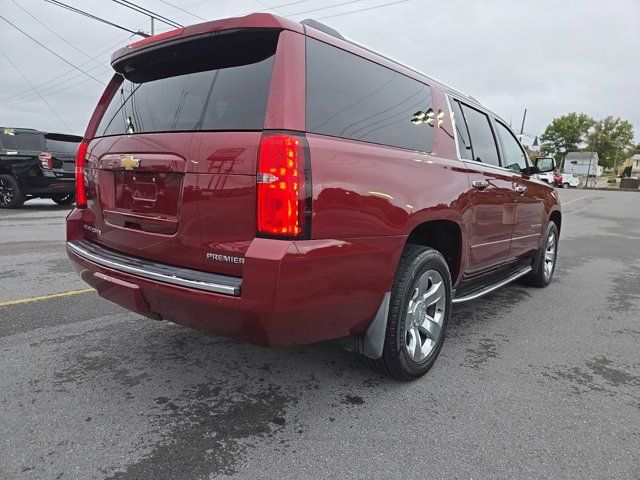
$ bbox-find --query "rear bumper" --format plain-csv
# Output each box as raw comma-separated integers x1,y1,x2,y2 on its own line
66,211,404,347
23,176,75,196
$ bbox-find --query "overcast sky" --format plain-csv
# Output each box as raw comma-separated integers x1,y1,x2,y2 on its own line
1,0,639,145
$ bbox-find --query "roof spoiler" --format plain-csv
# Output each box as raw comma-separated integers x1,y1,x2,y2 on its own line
301,19,344,39
44,132,83,143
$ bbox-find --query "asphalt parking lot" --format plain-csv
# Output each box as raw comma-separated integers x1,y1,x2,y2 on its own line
1,188,639,480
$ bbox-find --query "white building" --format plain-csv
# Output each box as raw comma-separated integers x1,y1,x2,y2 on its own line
619,154,640,177
563,152,603,177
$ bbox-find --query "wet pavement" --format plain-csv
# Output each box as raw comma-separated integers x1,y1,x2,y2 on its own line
1,190,639,479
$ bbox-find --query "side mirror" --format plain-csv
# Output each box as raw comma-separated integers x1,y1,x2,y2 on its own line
536,157,556,173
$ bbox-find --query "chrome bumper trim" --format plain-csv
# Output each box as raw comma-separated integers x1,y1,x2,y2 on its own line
67,239,241,296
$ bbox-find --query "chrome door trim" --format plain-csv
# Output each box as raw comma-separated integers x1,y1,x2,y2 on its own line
470,237,512,249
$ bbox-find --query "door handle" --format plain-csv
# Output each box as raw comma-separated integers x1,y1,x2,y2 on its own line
472,180,489,190
515,185,527,194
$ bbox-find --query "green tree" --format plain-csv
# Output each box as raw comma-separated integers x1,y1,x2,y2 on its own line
540,113,594,165
586,116,635,169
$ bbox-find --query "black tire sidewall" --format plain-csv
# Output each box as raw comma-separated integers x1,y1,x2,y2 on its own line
389,248,452,378
529,221,558,287
0,175,24,209
51,193,76,205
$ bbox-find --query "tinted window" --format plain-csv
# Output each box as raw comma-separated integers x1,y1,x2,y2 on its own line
450,99,473,160
45,138,80,154
494,121,528,172
0,131,42,151
96,33,277,137
460,104,500,166
306,38,432,153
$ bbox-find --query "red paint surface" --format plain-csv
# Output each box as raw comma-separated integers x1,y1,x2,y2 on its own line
68,14,561,347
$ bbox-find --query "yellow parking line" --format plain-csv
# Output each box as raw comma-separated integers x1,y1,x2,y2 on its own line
0,288,94,308
562,194,592,206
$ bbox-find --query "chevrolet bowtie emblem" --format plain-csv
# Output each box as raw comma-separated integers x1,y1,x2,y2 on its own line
120,155,140,170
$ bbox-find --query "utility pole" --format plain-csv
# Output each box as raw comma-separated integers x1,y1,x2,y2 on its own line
585,129,598,189
150,16,154,36
519,108,527,136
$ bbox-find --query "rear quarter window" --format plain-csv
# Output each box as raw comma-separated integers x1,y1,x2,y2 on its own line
306,38,433,153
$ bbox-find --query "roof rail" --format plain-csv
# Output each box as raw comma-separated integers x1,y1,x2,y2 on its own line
300,19,344,40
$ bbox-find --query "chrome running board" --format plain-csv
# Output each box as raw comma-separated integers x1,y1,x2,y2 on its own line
452,266,532,304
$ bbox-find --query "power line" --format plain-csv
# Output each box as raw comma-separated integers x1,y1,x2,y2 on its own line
0,36,127,103
0,48,72,131
288,0,365,17
153,0,206,21
9,0,103,70
1,70,111,108
112,0,183,28
317,0,412,19
0,15,107,85
44,0,149,38
0,62,112,105
260,0,314,10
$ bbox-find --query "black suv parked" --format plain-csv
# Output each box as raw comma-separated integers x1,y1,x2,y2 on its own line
0,128,81,208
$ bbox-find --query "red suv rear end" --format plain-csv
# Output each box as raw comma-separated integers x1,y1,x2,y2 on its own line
67,15,391,348
68,14,561,380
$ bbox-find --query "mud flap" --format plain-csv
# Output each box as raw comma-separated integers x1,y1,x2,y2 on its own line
338,292,390,359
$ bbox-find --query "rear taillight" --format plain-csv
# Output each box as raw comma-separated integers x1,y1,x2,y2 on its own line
75,141,88,208
257,133,308,237
38,152,52,169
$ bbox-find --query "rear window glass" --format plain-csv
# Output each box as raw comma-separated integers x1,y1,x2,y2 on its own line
96,30,278,137
449,98,473,160
460,103,500,167
45,138,80,154
306,38,433,153
0,131,43,151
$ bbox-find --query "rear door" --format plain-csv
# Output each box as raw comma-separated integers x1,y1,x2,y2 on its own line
83,28,283,277
492,120,545,261
451,99,515,275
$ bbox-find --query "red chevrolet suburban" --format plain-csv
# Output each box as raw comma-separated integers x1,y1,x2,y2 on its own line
67,14,561,379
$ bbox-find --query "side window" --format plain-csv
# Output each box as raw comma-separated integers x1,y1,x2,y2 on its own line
449,98,473,160
494,121,529,173
459,104,500,167
306,38,433,153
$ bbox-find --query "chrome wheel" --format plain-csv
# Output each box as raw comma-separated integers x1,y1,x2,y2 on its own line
0,178,14,206
543,230,557,280
404,270,446,363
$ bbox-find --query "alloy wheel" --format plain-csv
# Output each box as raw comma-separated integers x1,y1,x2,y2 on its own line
0,178,14,206
404,270,446,363
543,230,557,280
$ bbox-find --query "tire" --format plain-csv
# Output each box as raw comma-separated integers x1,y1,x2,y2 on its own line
524,221,558,288
51,193,76,206
563,183,569,189
0,174,25,209
370,245,452,380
